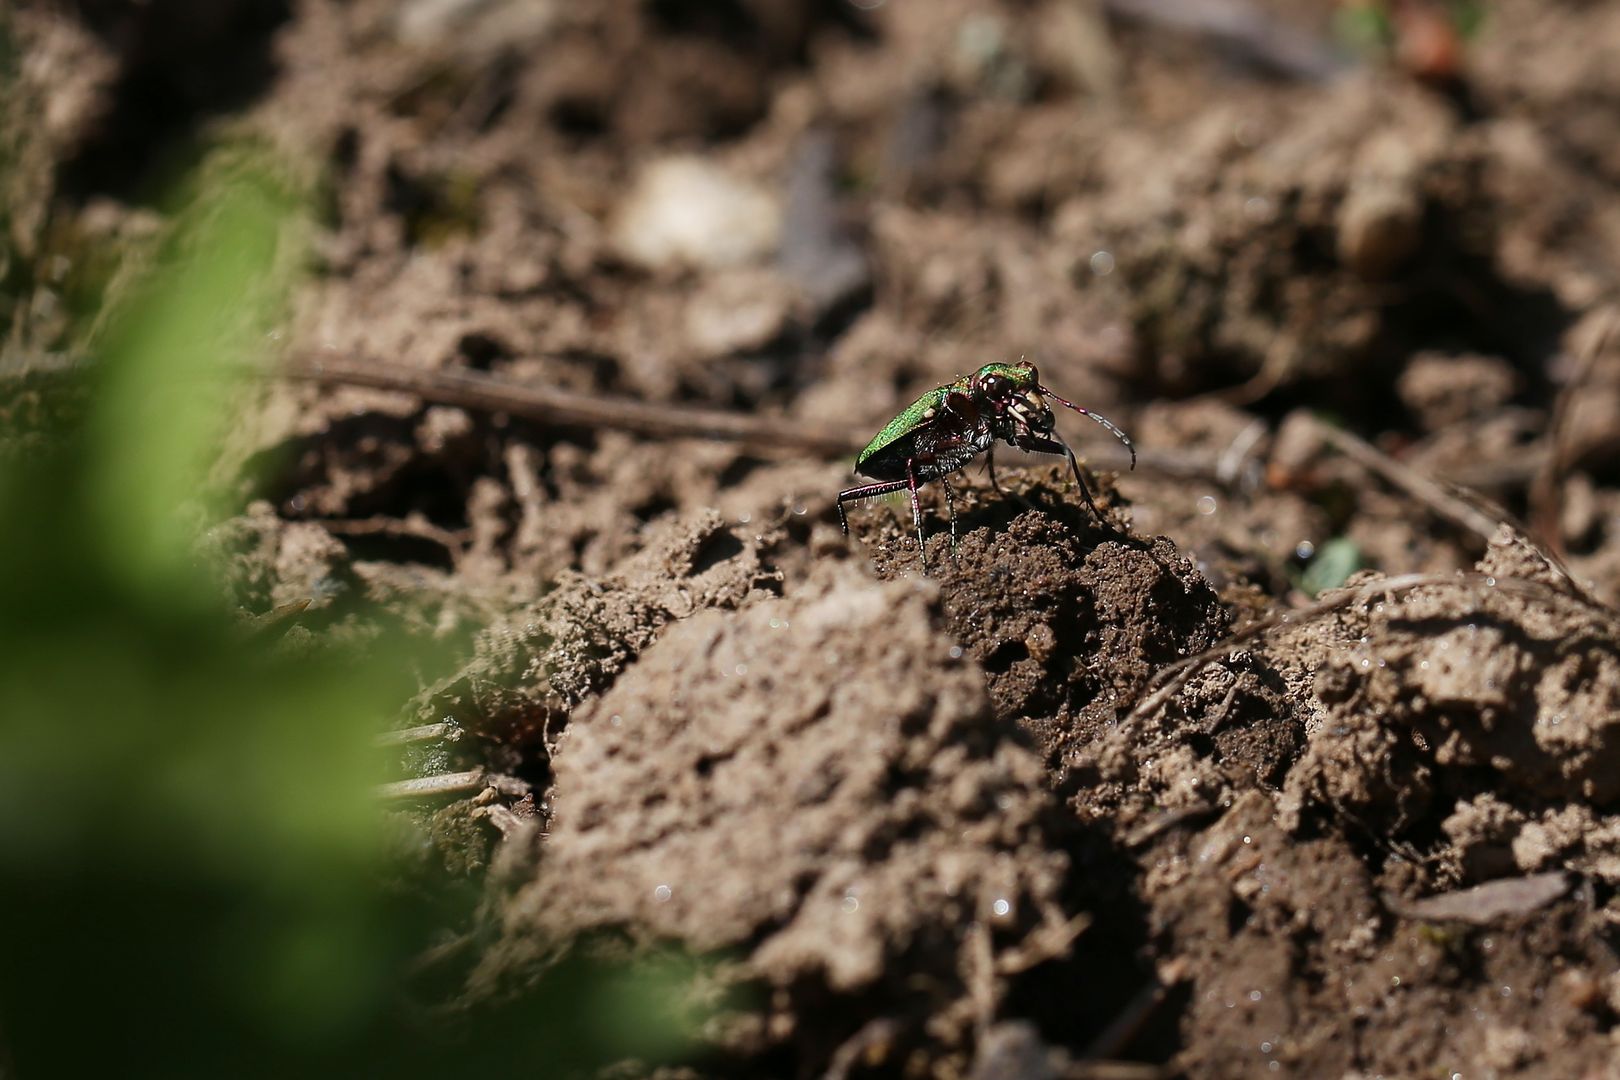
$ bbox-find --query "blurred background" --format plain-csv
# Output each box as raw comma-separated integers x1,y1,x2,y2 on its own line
3,0,1620,1075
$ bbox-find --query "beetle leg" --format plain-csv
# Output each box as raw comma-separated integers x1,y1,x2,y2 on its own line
841,422,983,569
833,472,932,565
836,479,911,534
985,438,1043,515
940,474,958,560
1011,433,1112,525
906,457,927,565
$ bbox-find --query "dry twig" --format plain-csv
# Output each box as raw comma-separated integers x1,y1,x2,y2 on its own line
282,353,860,457
321,515,467,559
374,721,462,747
376,769,487,801
277,352,1201,477
375,770,528,802
1304,415,1507,544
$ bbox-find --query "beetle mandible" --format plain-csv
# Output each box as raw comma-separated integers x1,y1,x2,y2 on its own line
836,361,1136,564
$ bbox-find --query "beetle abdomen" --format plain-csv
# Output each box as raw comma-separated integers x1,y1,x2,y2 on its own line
856,424,991,482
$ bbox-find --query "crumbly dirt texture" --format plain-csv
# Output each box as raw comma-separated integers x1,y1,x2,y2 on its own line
477,567,1093,1070
13,0,1620,1075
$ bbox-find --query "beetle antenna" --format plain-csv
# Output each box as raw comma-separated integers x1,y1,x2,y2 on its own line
1038,385,1136,470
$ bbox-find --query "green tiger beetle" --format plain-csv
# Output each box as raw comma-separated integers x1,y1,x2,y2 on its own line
836,361,1135,564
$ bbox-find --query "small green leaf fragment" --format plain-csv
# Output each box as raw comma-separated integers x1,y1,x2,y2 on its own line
1333,4,1394,53
1301,537,1363,597
1452,1,1486,40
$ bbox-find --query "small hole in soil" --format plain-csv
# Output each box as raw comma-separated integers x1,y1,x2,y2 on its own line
331,126,361,172
57,0,295,201
549,99,609,138
633,494,678,523
716,455,765,489
984,639,1030,673
333,530,456,570
383,164,479,247
691,530,745,575
1227,897,1254,936
554,350,623,387
457,331,512,371
646,0,754,39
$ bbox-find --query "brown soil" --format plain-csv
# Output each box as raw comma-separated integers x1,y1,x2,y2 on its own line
12,0,1620,1075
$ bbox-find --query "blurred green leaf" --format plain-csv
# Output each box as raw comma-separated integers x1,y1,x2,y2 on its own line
1453,1,1487,40
1300,536,1363,597
1332,3,1394,53
87,158,303,603
0,147,706,1077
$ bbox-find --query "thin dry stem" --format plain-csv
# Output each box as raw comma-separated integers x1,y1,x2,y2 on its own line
376,769,487,801
277,352,1191,476
1305,415,1507,544
282,353,860,457
374,721,462,747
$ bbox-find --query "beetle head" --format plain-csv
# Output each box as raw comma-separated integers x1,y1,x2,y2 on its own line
971,361,1052,436
968,360,1138,471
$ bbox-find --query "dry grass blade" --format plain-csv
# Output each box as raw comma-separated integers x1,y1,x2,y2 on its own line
1302,414,1596,598
375,770,530,802
278,353,1210,477
1304,415,1506,544
374,721,462,747
283,353,862,457
376,769,488,801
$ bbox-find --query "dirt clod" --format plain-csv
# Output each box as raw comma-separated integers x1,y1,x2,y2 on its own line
478,565,1087,1072
882,484,1233,766
410,510,781,763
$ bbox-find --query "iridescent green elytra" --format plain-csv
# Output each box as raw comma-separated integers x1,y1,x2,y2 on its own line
856,363,1037,472
837,361,1135,567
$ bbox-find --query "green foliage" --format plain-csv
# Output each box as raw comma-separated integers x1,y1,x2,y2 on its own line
0,151,701,1076
89,156,306,601
1332,2,1396,54
1332,1,1487,57
1299,536,1364,597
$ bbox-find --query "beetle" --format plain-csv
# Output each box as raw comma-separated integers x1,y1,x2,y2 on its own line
836,361,1135,563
